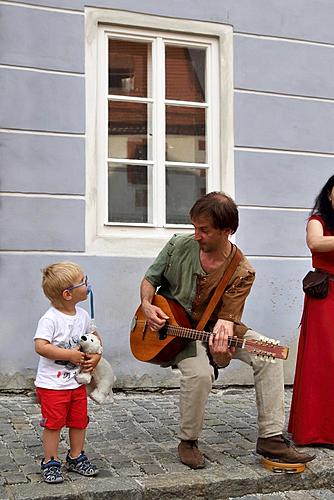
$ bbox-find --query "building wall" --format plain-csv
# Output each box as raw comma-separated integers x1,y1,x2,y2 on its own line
1,0,333,389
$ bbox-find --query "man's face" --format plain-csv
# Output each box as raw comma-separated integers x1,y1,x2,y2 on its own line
192,215,229,253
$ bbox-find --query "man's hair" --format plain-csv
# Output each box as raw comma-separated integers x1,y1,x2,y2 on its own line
42,261,83,303
189,191,239,234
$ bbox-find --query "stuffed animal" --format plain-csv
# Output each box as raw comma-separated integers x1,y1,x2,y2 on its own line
75,333,115,404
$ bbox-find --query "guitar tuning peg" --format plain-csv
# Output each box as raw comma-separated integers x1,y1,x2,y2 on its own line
270,358,276,364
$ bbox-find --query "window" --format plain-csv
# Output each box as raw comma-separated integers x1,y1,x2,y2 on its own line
86,9,233,255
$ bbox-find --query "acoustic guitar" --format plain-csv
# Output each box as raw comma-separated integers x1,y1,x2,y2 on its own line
130,295,289,365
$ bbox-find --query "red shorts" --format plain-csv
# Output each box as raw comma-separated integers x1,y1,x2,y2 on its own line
36,386,88,430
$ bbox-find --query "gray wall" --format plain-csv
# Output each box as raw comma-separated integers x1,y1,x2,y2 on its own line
1,0,334,389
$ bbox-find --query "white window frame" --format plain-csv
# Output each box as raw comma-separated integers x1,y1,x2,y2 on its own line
86,8,234,256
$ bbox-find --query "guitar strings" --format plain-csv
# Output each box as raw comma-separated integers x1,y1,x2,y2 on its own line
135,320,278,350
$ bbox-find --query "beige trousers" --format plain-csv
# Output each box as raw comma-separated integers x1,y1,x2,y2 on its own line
177,330,285,441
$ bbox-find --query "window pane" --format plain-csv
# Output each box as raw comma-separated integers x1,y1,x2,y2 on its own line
165,45,205,102
108,101,151,160
166,106,206,163
108,163,150,223
108,39,150,97
166,167,206,224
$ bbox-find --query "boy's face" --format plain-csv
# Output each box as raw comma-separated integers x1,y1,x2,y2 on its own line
63,272,88,303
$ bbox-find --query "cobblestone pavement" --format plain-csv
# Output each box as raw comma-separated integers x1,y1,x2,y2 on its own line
1,388,334,499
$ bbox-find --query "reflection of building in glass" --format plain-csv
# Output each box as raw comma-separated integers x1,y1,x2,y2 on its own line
107,39,207,224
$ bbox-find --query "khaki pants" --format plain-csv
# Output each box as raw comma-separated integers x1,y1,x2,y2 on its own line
177,330,285,441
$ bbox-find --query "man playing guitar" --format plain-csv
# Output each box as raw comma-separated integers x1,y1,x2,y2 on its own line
139,192,315,470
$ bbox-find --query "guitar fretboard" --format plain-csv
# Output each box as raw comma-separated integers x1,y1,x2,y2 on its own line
165,324,246,348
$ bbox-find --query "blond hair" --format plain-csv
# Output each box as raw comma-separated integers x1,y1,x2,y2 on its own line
42,262,83,304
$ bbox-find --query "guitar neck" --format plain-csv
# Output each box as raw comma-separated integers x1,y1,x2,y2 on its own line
165,324,244,348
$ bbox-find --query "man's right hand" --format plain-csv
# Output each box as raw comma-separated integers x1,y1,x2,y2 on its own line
141,300,169,331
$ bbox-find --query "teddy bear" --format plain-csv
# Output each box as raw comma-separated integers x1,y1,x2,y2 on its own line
75,333,115,404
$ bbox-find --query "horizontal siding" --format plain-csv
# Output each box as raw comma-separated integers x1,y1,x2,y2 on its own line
1,133,85,194
9,0,334,44
0,68,85,133
235,92,334,153
237,208,309,256
0,197,85,251
235,35,334,99
0,5,84,72
235,150,334,208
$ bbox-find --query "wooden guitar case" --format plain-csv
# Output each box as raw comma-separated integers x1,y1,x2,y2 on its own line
260,457,305,474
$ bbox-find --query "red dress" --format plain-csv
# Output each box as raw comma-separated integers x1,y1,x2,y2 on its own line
288,215,334,445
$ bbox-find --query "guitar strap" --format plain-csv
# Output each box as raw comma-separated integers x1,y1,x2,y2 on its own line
196,247,243,332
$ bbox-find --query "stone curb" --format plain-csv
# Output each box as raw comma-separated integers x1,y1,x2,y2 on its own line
3,462,334,499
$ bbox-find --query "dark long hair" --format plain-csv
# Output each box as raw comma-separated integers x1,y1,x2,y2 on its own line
311,175,334,231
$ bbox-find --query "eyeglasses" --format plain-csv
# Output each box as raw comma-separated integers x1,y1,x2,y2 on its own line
65,276,88,292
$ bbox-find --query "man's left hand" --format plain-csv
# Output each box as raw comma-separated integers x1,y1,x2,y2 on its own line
208,319,235,368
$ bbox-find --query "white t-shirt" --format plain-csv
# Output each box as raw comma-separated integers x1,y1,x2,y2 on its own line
34,306,90,390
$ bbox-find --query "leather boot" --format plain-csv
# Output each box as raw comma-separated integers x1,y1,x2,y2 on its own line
178,440,205,469
256,435,316,464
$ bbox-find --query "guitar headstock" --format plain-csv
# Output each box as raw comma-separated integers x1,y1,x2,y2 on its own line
244,338,289,361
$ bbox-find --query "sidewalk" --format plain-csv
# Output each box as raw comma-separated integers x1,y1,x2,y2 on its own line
1,388,334,500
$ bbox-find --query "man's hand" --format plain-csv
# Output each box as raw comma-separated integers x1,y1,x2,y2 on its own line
82,353,101,373
208,319,235,368
140,278,169,331
142,300,169,331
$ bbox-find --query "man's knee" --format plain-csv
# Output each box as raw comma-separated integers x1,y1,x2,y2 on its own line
185,370,213,391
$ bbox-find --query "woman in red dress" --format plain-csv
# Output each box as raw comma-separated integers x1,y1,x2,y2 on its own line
289,175,334,446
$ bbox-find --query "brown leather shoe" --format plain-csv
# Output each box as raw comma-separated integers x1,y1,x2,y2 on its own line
256,435,316,464
178,440,205,469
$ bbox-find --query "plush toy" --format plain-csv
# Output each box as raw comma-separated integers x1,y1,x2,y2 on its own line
75,333,115,404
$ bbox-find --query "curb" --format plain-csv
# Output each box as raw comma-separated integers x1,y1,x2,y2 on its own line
3,462,334,500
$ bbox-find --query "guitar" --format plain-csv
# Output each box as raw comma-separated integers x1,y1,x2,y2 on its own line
130,295,289,365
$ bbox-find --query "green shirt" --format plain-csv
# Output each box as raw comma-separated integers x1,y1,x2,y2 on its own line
145,233,204,317
144,234,256,365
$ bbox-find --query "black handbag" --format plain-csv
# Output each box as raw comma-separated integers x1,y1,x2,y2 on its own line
302,270,329,299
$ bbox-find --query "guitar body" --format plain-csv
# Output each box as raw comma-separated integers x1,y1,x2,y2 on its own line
130,295,193,364
130,295,289,365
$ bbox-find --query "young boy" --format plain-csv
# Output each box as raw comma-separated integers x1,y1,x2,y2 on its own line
34,262,100,483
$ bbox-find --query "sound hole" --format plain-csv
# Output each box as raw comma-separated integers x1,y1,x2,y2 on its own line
159,323,168,340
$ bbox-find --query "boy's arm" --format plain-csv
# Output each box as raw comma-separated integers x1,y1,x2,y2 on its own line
34,339,85,365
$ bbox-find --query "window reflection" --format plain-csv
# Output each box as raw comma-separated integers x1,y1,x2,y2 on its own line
108,39,150,97
166,106,206,163
108,164,149,223
108,101,151,160
165,45,206,102
166,167,206,224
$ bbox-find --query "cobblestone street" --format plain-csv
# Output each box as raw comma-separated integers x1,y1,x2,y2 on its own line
1,388,334,499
